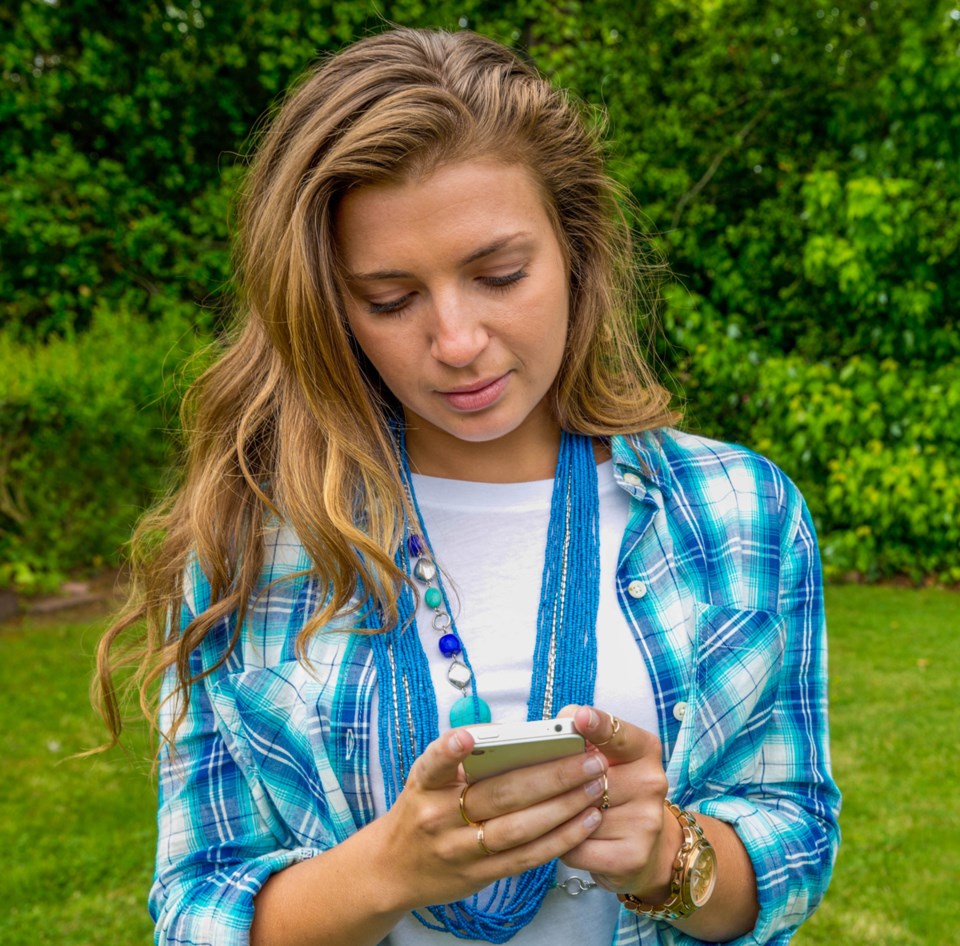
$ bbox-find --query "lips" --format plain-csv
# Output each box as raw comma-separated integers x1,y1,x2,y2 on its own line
438,374,509,412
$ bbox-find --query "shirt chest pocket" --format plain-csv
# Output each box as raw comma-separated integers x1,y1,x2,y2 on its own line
685,602,787,792
208,659,355,848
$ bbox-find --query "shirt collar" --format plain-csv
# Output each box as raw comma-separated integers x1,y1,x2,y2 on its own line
610,430,674,499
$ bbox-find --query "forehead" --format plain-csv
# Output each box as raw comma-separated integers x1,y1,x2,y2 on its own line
335,160,558,270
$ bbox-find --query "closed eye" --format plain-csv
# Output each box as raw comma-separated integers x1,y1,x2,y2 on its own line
481,269,527,290
366,269,527,314
368,293,414,315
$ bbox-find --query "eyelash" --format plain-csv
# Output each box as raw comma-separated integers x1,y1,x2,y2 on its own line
483,269,528,291
366,269,528,315
368,295,412,315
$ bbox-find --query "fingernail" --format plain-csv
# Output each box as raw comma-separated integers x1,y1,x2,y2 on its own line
448,732,463,752
583,809,602,829
585,777,604,799
583,753,605,776
588,708,600,728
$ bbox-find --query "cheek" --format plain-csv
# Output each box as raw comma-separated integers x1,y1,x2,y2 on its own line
349,323,412,391
547,298,571,356
346,309,384,361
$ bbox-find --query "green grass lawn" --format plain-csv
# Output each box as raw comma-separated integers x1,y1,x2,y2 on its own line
0,610,156,945
795,585,960,946
1,585,957,945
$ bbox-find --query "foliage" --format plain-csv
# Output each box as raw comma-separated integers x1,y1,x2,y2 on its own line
603,1,960,369
664,285,960,581
1,0,958,583
0,309,208,589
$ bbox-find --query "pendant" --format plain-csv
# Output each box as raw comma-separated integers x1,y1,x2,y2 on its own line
405,528,495,729
449,695,492,727
413,557,437,582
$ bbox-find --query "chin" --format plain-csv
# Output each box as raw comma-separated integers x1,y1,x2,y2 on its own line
442,421,522,445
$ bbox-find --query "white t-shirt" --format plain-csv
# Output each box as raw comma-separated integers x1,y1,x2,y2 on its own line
371,460,658,945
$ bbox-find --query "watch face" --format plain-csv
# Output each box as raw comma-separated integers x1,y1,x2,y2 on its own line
689,844,718,907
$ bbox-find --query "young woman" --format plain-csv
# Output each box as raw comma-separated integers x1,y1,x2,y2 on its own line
96,27,840,946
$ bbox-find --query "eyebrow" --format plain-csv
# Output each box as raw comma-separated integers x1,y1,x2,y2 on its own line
347,232,532,282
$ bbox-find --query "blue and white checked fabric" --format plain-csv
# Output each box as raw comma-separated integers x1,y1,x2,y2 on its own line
150,429,840,946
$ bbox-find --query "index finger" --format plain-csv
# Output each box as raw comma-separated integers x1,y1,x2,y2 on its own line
409,728,477,790
566,705,661,765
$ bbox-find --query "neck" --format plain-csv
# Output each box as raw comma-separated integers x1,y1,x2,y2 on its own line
405,423,563,483
405,427,612,483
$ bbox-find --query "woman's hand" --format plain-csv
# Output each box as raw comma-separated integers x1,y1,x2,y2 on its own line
375,726,608,912
557,705,681,902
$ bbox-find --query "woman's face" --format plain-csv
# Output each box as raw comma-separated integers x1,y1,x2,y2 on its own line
337,160,570,479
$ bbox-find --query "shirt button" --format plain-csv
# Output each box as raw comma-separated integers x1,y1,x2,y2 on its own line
673,701,688,721
623,472,643,487
627,580,647,599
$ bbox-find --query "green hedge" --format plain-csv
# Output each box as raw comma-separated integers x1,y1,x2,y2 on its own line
666,286,960,582
6,2,958,361
5,295,954,590
754,356,960,582
0,309,206,589
2,1,958,585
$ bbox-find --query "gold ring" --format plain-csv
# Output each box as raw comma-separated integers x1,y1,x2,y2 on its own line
600,771,610,810
459,783,481,828
477,822,496,856
592,713,622,747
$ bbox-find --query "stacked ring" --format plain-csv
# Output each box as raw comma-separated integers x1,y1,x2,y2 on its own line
592,714,622,747
600,771,611,810
461,784,496,855
459,783,481,828
477,822,496,856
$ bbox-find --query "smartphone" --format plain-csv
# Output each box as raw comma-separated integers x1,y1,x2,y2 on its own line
462,718,586,782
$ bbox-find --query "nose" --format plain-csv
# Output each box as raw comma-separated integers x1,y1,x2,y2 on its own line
428,294,489,368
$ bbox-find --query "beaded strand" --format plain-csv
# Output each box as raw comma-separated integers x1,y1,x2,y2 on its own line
369,429,600,942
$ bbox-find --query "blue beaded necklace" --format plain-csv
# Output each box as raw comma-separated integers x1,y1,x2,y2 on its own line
369,429,600,942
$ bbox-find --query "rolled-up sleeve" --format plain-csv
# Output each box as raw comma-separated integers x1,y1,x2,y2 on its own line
675,490,841,945
149,600,321,946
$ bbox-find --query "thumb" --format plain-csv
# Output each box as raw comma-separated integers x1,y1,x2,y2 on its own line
570,705,660,765
410,727,477,790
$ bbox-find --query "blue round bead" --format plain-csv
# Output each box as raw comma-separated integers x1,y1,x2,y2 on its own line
407,534,425,558
438,633,462,657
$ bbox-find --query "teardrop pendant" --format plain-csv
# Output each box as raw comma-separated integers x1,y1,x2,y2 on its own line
449,695,492,727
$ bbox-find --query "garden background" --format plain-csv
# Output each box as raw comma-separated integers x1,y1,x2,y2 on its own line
1,0,958,943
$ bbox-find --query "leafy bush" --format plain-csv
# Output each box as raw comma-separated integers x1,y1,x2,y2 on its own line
752,357,960,582
666,286,960,581
1,0,958,583
0,308,207,589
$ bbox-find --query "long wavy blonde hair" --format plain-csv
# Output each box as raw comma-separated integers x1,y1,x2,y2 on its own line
94,27,677,747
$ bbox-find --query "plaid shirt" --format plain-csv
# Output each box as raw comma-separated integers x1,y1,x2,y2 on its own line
150,429,841,946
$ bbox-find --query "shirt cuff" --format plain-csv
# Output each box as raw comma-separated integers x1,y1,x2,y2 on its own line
689,794,830,946
154,846,321,946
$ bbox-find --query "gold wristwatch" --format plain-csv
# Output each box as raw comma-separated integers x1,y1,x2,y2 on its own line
617,801,718,921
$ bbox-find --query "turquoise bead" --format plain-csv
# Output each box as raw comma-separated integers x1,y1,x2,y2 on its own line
449,696,492,727
424,587,442,609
